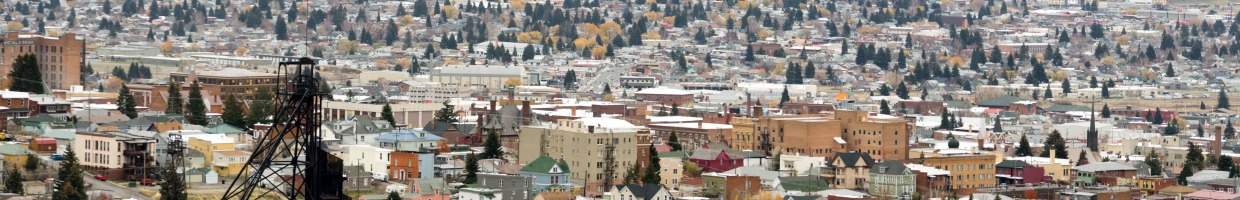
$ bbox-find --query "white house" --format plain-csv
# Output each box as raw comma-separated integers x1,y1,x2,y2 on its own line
335,144,394,180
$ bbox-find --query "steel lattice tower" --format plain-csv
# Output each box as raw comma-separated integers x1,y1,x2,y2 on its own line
221,58,348,200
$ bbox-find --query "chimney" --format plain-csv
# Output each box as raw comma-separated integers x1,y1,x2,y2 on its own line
1214,126,1224,157
571,107,578,117
1050,148,1057,163
752,106,764,118
521,101,531,125
977,138,985,150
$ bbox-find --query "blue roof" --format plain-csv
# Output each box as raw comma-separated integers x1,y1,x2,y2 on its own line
376,129,445,143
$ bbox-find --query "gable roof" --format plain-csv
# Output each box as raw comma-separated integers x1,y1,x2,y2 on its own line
689,143,745,160
830,152,874,168
520,155,569,174
870,160,910,175
619,184,665,199
205,124,245,134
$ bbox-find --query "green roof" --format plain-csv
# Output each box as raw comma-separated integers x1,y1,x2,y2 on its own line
0,144,31,156
520,155,569,174
658,151,686,158
779,176,829,192
978,96,1024,107
205,124,245,134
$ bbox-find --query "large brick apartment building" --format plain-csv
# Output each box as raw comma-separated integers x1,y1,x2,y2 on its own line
0,32,85,90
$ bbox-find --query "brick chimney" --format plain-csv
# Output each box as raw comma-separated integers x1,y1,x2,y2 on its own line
521,101,531,125
1214,126,1224,157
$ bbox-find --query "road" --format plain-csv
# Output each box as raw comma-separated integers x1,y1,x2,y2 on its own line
580,58,633,93
38,155,153,200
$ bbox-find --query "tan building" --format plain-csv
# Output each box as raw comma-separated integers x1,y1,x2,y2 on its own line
429,65,524,89
169,68,278,100
727,117,757,151
757,110,910,160
909,148,997,193
0,32,85,89
125,81,223,113
823,152,875,189
648,122,732,150
73,131,156,181
322,101,443,128
518,117,647,194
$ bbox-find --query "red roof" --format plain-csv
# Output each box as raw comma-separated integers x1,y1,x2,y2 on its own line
33,138,56,145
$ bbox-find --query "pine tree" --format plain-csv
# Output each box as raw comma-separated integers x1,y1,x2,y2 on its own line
993,116,1004,132
8,55,44,94
433,101,458,123
1187,142,1205,171
463,153,478,184
186,81,207,125
1165,63,1176,77
896,82,910,99
1147,151,1163,176
53,148,86,200
563,70,577,90
879,100,891,114
1220,87,1231,109
779,87,791,107
642,145,661,184
668,133,683,151
1101,83,1111,98
222,95,245,128
482,128,502,159
381,103,396,125
1041,130,1068,158
1015,134,1032,156
275,16,288,40
165,81,183,115
4,170,21,195
1101,104,1112,118
1220,156,1235,172
118,84,138,118
947,134,960,148
1061,80,1072,94
159,163,186,200
387,192,402,200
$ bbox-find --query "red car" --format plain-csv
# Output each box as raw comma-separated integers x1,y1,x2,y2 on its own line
93,175,107,181
141,178,155,186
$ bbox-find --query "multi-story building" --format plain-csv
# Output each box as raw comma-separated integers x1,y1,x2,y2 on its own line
429,65,524,90
517,117,646,193
648,122,732,150
634,87,694,106
125,80,224,113
824,152,875,189
757,110,910,160
727,117,757,151
184,134,237,168
0,32,84,89
169,68,278,99
74,131,156,181
322,101,443,128
335,144,393,180
909,149,997,193
399,81,474,103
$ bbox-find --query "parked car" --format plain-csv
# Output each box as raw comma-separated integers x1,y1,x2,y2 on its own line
94,175,107,181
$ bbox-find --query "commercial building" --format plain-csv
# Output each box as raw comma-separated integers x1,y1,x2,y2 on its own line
0,32,84,89
647,122,732,150
757,110,910,161
429,65,524,90
517,117,647,193
908,149,997,193
322,101,443,128
125,80,224,113
169,68,278,99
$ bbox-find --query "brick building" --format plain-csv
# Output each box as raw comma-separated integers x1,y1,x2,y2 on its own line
0,32,85,89
756,110,910,160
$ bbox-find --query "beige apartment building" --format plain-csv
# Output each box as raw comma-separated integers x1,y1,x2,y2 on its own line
518,117,647,191
727,117,757,151
756,110,910,161
0,32,85,89
74,131,156,181
909,148,998,193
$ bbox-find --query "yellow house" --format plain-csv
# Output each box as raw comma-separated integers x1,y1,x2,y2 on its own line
212,150,250,177
0,143,31,168
185,134,236,168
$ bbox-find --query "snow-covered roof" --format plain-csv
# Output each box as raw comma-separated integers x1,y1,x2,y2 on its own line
634,87,691,95
906,163,950,177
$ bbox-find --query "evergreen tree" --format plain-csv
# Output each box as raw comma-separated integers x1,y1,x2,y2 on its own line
1015,134,1033,156
1147,151,1163,176
433,101,458,123
186,81,207,125
1101,83,1111,98
381,103,396,125
1220,156,1235,172
1101,104,1112,118
642,145,661,184
563,70,577,90
4,170,20,195
8,55,45,94
52,148,86,200
1061,80,1072,94
158,164,186,200
1220,87,1231,109
24,154,38,171
947,134,960,148
1228,120,1237,139
779,86,791,107
879,100,891,114
896,82,910,99
993,116,1004,132
166,81,183,115
1187,142,1205,171
463,153,478,184
1178,164,1194,185
118,84,138,118
1040,130,1068,158
222,95,245,128
386,192,402,200
482,128,502,160
668,133,683,151
275,16,288,40
1165,63,1176,77
246,87,275,125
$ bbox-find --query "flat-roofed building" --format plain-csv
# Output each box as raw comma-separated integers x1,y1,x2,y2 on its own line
430,65,524,89
757,110,910,161
322,101,443,128
518,117,649,194
908,148,997,193
74,131,156,181
0,32,85,89
170,68,278,100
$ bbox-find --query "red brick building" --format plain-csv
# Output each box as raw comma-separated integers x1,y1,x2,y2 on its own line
0,32,84,89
